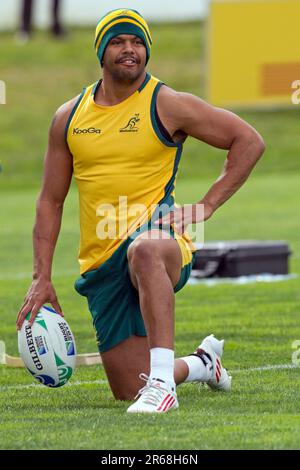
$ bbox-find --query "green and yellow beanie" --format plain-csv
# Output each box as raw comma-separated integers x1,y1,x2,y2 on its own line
94,8,152,66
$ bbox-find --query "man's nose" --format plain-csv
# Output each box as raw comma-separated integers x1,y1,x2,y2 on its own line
122,40,135,53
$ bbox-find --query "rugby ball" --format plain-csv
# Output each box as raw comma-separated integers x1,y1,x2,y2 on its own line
18,306,76,387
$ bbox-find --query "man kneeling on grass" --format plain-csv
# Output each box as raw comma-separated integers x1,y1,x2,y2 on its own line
17,9,265,413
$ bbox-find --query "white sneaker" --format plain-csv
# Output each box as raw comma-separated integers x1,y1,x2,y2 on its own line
193,334,232,392
127,374,179,414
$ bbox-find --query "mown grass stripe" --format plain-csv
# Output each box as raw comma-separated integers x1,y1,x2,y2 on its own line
1,364,298,392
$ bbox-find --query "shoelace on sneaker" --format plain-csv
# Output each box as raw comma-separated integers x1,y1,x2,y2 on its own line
134,373,168,407
189,348,213,370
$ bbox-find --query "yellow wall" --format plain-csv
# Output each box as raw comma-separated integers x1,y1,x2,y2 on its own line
207,0,300,107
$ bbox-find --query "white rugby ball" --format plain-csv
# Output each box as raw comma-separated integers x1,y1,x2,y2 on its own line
18,306,76,387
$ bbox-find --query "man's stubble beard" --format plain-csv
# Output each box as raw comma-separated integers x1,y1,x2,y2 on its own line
105,62,145,85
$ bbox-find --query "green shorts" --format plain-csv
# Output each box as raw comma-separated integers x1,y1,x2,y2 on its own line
75,226,196,353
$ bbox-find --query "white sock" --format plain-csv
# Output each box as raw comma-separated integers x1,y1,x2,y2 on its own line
181,354,212,382
149,347,175,389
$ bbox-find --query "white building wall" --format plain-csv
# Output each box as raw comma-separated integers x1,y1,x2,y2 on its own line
0,0,209,30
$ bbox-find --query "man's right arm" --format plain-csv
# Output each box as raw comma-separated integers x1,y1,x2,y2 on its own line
16,96,79,330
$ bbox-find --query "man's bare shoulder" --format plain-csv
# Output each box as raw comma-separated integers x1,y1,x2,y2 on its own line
156,84,202,139
54,95,81,128
157,84,181,108
156,84,204,127
157,83,265,148
49,95,81,141
157,84,200,109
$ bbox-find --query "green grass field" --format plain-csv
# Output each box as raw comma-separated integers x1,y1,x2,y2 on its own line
0,23,300,450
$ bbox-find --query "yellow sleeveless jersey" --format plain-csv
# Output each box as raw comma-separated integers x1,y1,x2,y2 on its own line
66,73,196,274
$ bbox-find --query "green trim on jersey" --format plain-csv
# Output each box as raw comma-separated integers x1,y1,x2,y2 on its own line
64,89,86,142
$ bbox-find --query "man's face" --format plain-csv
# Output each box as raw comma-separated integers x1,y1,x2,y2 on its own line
102,34,147,84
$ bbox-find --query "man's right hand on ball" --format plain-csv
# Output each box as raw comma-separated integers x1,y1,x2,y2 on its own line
16,278,64,330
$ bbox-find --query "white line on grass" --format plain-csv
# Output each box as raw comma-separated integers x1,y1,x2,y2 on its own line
0,364,298,392
0,379,108,392
0,270,78,281
1,271,298,282
231,363,299,373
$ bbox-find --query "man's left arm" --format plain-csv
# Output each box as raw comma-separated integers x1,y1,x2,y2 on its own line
156,89,266,230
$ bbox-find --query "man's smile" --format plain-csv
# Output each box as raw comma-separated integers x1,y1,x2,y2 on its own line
117,57,138,67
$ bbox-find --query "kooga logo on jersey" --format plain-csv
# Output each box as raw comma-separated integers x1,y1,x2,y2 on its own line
73,127,101,135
